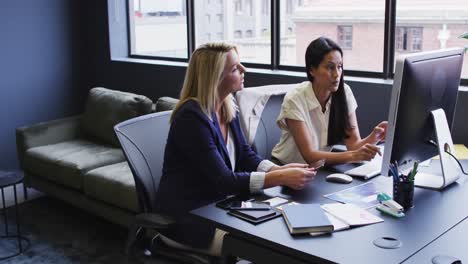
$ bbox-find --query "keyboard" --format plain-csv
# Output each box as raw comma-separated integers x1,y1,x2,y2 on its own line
345,161,381,180
345,145,384,180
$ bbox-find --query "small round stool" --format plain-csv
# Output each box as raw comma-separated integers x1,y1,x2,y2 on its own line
0,171,30,260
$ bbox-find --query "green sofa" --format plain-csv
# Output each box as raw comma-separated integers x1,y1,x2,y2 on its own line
16,87,178,227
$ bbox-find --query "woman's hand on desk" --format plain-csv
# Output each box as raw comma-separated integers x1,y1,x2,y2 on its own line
264,167,317,190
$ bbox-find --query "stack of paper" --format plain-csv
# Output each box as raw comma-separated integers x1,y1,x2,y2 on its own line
308,203,383,236
321,203,383,229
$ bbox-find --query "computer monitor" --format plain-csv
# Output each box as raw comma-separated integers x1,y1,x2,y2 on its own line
381,48,464,190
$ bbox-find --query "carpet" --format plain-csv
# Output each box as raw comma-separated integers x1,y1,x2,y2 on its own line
0,197,178,264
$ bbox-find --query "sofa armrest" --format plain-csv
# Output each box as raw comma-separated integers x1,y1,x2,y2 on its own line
16,115,83,169
155,96,178,112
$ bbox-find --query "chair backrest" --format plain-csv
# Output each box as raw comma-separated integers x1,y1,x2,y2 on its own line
114,111,172,213
251,94,285,159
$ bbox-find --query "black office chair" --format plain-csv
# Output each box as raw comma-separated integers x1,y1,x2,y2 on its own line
114,111,220,264
251,94,285,160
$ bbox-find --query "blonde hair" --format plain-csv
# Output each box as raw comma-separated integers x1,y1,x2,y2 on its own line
171,42,238,123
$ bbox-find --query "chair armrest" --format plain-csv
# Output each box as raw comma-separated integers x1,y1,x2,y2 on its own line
16,115,83,169
135,213,175,229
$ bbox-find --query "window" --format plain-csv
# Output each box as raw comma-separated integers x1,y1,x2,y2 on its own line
235,0,243,15
396,27,422,52
396,1,467,79
280,0,385,72
194,0,271,64
410,28,422,51
337,26,353,50
127,0,468,83
246,0,253,16
128,0,188,58
262,0,269,15
286,0,293,15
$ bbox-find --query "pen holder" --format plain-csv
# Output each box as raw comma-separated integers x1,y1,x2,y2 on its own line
393,179,414,210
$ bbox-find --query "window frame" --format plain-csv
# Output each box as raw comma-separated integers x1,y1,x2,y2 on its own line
126,0,468,85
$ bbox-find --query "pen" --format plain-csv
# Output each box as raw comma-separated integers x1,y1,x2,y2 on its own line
390,163,398,182
409,161,419,182
394,161,399,177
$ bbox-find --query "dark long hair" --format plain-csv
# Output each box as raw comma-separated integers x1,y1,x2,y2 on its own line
305,37,350,146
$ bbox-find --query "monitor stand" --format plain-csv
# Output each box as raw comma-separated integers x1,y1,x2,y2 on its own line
415,109,461,190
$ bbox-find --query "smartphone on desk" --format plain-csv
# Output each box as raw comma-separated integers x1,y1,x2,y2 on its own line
216,196,270,210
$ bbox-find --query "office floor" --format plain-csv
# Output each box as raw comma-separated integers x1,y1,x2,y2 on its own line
0,196,178,264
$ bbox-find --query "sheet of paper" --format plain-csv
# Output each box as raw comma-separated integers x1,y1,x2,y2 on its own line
263,197,289,207
323,177,392,209
323,211,350,231
321,203,383,226
309,210,350,237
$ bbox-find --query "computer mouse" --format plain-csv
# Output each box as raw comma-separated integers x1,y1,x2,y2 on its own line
326,173,353,184
432,255,462,264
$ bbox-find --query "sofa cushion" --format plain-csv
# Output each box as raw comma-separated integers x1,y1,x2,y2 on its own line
82,87,153,147
155,96,179,112
84,162,138,212
24,139,125,190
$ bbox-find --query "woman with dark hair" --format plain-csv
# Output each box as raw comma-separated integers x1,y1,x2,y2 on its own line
271,37,387,165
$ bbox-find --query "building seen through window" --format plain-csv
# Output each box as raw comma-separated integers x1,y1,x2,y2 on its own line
129,0,468,79
194,0,272,64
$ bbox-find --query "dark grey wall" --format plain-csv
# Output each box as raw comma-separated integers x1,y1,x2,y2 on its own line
0,1,89,169
453,91,468,145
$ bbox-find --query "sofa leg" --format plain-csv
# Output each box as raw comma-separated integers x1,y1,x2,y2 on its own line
125,225,142,255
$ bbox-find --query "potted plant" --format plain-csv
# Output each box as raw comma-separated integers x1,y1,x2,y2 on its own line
461,32,468,52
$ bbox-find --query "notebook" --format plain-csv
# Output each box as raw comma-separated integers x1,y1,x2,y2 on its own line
321,203,383,227
308,203,384,236
281,204,334,234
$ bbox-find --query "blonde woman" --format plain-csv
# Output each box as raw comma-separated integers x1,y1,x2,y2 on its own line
155,43,317,255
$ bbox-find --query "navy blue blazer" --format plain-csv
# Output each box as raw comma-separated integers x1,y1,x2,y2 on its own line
155,100,263,248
